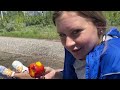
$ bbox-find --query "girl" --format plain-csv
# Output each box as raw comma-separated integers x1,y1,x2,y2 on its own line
44,11,120,79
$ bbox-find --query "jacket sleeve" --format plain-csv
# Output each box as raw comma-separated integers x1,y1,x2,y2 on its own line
100,38,120,79
103,74,120,79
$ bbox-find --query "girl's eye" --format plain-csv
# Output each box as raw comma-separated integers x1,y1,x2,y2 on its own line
72,29,81,35
59,33,66,38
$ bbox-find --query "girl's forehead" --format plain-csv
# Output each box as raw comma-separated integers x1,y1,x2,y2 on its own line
56,14,90,28
58,12,78,20
56,12,91,25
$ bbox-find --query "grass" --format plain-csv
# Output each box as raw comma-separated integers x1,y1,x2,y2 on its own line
0,25,60,40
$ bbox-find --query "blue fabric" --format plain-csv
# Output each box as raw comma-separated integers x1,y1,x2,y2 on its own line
86,43,104,79
87,27,120,79
102,74,120,79
63,27,120,79
100,38,120,79
63,48,77,79
106,27,120,37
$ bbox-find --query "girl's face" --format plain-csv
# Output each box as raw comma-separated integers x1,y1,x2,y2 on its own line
56,12,100,60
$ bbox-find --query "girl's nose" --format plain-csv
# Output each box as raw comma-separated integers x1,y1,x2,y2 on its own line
65,37,75,48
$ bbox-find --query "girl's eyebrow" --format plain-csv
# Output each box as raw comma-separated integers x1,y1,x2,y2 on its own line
69,27,83,32
70,25,83,29
57,32,62,34
57,26,83,34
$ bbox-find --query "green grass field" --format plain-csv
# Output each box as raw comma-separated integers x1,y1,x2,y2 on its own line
0,25,60,40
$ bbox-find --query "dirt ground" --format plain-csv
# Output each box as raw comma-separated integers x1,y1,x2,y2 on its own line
0,37,64,70
0,51,64,70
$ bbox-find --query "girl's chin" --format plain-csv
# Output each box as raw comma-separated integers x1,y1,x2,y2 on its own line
73,55,85,60
74,55,82,60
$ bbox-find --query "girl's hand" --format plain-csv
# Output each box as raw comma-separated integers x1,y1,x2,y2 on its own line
13,71,34,79
40,67,63,79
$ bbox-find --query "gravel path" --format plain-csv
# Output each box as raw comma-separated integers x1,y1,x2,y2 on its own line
0,36,64,69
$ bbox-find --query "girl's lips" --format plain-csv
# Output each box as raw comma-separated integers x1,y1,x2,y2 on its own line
72,48,81,53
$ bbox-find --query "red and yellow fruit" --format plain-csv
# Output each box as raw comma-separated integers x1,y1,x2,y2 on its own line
28,61,45,78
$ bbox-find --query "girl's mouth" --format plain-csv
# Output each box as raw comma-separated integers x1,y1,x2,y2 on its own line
72,48,81,53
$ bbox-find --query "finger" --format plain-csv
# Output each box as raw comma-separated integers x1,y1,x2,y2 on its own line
44,70,56,79
39,76,45,79
44,67,54,74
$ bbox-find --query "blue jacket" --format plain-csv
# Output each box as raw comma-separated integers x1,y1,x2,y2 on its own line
63,27,120,79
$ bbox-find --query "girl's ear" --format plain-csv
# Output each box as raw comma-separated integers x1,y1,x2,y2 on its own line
96,24,106,35
98,29,104,35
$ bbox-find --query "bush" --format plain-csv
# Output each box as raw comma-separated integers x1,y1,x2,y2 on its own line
104,11,120,26
25,16,42,26
5,21,26,32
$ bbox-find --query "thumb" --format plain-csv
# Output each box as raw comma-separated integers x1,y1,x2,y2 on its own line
44,67,54,74
44,70,56,79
